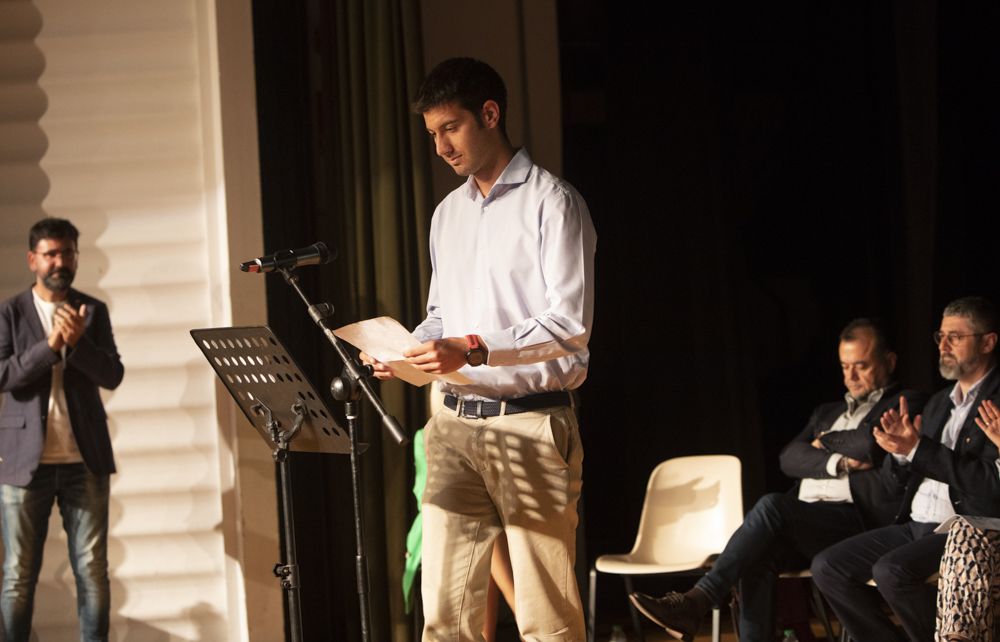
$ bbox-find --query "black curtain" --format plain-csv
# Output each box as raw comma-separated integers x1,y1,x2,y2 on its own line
559,0,1000,625
252,0,431,639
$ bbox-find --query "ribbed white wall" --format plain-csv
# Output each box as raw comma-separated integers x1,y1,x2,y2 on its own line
0,0,271,639
0,0,48,276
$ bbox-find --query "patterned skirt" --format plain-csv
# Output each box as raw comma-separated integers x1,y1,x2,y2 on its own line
936,516,1000,642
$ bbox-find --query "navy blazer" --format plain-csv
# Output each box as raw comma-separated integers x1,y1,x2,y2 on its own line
883,367,1000,522
779,383,927,528
0,287,124,486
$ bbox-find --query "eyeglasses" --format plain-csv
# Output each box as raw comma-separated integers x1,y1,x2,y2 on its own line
33,249,78,261
932,331,984,347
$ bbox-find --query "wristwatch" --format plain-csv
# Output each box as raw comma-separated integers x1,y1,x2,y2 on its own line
464,334,487,367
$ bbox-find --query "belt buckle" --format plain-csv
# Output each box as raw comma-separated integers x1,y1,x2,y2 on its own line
458,399,484,419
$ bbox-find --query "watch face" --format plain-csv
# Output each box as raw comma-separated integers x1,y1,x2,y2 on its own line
466,348,486,367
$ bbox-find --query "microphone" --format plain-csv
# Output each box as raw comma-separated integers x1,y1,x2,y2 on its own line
240,242,336,273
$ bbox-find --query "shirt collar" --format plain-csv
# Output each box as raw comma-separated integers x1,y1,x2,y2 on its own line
462,148,533,202
950,367,994,407
844,385,886,412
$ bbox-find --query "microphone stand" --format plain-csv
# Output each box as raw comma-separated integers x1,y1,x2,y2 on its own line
278,266,407,642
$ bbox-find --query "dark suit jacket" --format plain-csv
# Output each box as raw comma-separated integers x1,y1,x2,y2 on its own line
0,287,124,486
883,367,1000,522
779,383,927,528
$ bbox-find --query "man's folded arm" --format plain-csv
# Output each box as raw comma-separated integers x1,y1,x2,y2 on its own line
780,405,840,480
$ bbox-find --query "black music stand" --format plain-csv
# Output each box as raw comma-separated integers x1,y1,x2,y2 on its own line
191,325,351,642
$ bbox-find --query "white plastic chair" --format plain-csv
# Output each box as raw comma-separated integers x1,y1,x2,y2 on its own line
587,455,743,642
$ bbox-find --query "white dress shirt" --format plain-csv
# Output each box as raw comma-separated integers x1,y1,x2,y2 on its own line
798,388,885,503
412,148,597,400
905,369,992,524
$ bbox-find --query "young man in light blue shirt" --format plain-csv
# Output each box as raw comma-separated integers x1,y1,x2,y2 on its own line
366,57,596,641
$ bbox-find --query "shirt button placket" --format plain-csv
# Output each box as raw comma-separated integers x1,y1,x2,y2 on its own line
474,201,490,317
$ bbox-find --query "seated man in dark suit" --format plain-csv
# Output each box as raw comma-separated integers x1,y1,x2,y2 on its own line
0,218,124,642
630,318,924,642
811,296,1000,642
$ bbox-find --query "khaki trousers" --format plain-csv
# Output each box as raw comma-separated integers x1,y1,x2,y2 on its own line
421,405,585,642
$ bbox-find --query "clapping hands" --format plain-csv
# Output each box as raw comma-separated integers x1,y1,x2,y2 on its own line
874,395,922,455
47,303,87,351
975,399,1000,449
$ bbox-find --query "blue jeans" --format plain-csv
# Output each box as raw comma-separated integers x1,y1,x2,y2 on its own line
695,492,866,642
1,463,110,642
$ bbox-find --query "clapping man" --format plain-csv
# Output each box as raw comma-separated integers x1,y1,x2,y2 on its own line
812,296,1000,642
0,218,124,642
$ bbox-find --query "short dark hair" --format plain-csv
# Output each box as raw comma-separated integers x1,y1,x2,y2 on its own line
943,296,999,335
29,217,79,250
412,57,508,135
839,317,894,357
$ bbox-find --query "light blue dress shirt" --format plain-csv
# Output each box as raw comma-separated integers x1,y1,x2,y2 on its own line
413,148,597,400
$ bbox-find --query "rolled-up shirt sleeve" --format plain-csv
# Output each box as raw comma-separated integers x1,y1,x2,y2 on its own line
478,187,595,367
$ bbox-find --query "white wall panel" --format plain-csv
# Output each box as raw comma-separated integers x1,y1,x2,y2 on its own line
110,408,218,454
0,0,274,639
0,0,48,296
30,0,232,637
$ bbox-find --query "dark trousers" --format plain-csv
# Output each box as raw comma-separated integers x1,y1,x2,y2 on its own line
811,521,945,642
695,492,866,642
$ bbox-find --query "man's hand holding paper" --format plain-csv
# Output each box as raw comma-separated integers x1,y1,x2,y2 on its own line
403,337,471,374
335,316,472,387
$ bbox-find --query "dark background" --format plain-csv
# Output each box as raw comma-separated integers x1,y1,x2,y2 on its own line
558,0,998,562
251,0,1000,637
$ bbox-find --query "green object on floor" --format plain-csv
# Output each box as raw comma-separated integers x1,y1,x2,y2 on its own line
402,429,426,613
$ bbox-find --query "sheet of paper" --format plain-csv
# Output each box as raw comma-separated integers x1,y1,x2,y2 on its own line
333,316,472,387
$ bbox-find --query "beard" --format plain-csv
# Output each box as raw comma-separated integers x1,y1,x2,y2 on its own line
43,267,75,294
939,354,973,380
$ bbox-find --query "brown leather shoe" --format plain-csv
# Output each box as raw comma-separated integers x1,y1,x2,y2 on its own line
628,591,700,641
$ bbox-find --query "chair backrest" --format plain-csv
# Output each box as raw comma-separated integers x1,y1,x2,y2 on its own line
628,455,743,568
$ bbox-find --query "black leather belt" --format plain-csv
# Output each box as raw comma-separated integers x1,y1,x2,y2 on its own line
444,391,572,419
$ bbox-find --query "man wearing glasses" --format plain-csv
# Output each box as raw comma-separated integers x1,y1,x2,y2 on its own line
0,218,124,641
812,296,1000,642
629,319,923,641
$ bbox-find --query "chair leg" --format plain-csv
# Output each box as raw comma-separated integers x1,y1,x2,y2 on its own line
624,575,646,642
808,579,836,642
588,566,597,642
728,588,740,640
711,606,721,642
623,576,646,642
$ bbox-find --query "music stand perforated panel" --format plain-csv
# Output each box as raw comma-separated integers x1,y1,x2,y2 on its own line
191,326,350,454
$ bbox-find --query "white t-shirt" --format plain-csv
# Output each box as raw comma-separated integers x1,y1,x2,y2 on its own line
32,291,82,464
